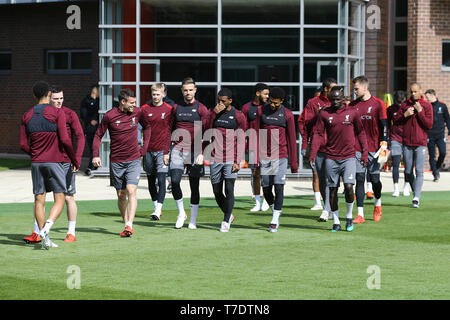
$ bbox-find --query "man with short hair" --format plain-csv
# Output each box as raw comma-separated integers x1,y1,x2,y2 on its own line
424,89,450,182
298,77,337,221
241,83,270,212
140,83,173,221
23,87,85,244
80,84,99,176
206,88,246,232
92,88,150,237
387,90,410,197
255,87,298,233
310,86,368,233
170,77,210,229
20,81,79,249
350,76,388,224
394,83,433,208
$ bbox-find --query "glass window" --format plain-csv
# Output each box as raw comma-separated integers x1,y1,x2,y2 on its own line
140,0,217,24
159,57,216,82
394,45,407,67
394,70,407,91
395,0,408,17
48,52,69,70
304,28,338,54
71,52,92,69
102,28,137,54
222,58,299,82
303,86,322,108
442,41,450,69
303,58,338,83
222,0,300,24
223,29,299,53
349,2,361,28
141,28,217,53
348,30,360,56
104,0,136,24
0,52,11,71
100,56,136,82
304,0,338,25
395,22,407,42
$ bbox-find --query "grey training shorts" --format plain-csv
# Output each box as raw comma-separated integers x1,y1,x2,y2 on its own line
355,151,380,175
62,162,76,195
390,140,403,157
143,151,168,174
110,159,141,190
210,162,237,185
325,157,356,187
260,158,288,187
31,162,67,195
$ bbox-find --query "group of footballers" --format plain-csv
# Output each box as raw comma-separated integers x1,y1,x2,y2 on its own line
20,75,433,249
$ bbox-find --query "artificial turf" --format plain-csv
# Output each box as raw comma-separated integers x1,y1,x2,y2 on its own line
1,191,449,300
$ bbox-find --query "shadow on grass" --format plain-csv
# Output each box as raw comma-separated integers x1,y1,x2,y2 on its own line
255,223,329,231
0,233,44,249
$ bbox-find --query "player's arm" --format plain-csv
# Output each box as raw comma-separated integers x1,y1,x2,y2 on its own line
19,114,31,155
286,110,298,173
354,113,368,164
415,101,434,130
234,111,247,171
297,108,308,157
309,115,324,167
139,112,152,157
70,111,86,169
444,104,450,135
393,102,410,123
56,109,78,168
92,113,109,167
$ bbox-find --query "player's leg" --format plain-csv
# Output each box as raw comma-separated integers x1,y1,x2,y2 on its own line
25,163,46,243
402,146,415,196
64,163,77,242
250,167,261,211
391,155,401,196
368,152,383,222
220,163,238,232
354,152,366,223
170,149,187,228
267,159,287,232
121,159,141,235
366,171,374,200
143,152,158,210
311,170,323,210
342,157,356,231
411,146,426,208
188,175,200,227
316,152,330,221
435,136,446,181
427,136,438,180
124,184,138,233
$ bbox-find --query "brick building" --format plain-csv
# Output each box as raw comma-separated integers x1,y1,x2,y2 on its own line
0,0,449,170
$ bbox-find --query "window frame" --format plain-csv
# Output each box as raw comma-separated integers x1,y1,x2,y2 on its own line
442,40,450,71
0,50,12,75
46,49,92,74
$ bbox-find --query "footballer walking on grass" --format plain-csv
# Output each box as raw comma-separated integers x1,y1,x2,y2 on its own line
298,77,337,222
393,83,433,208
310,87,368,233
23,87,85,244
241,83,270,213
140,83,173,221
92,88,151,237
169,77,210,230
349,76,388,224
206,88,246,232
255,87,298,233
20,81,79,249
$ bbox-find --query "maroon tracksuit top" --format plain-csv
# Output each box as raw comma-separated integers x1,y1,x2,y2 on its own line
255,104,299,173
298,94,331,153
387,103,404,144
349,96,387,153
140,101,173,154
92,107,151,163
392,97,433,147
61,106,85,166
20,104,78,167
310,105,368,162
206,106,247,164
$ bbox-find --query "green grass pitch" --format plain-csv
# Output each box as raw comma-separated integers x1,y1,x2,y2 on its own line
1,191,449,300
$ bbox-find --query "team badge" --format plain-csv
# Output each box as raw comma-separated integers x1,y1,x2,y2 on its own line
328,117,334,123
115,120,121,126
161,112,166,119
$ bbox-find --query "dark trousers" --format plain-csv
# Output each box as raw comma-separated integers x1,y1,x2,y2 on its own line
85,124,98,170
427,135,446,175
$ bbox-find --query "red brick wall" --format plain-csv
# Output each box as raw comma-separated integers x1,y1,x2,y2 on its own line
364,0,390,99
0,1,99,154
408,0,450,170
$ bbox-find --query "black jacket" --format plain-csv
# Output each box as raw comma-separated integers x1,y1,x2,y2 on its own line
428,100,450,137
80,95,99,126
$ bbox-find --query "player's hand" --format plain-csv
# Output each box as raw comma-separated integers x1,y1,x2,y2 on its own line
361,160,368,168
214,103,226,114
163,154,170,166
90,120,98,126
92,157,102,167
232,163,240,173
414,102,423,112
195,154,204,165
380,141,388,150
301,149,307,157
291,167,298,174
139,148,146,157
404,107,415,117
310,160,316,169
71,165,79,173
